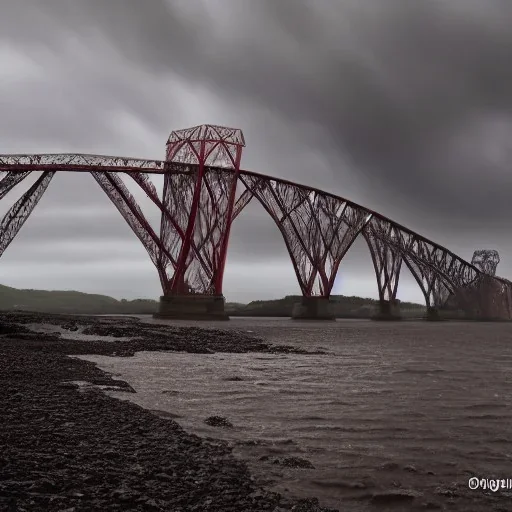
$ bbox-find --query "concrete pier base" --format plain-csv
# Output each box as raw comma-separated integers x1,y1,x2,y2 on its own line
291,297,335,320
154,294,229,321
425,306,442,321
371,300,401,321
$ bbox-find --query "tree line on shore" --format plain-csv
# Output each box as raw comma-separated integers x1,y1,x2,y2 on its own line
0,284,425,318
227,295,425,318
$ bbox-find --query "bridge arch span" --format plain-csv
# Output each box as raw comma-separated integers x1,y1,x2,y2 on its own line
0,144,509,320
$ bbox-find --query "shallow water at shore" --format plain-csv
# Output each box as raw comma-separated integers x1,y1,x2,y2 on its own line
80,318,512,510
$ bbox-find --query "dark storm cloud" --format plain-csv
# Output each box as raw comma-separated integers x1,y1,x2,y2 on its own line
2,0,512,299
5,0,512,228
0,41,172,152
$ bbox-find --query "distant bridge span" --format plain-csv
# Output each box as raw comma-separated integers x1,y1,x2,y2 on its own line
0,124,510,321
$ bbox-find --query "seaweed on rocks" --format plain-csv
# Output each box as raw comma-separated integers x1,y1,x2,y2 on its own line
0,311,316,357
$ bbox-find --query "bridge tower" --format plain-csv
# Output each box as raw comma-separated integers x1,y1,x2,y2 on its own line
155,124,245,320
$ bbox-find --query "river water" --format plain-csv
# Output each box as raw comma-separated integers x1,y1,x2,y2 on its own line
79,317,512,511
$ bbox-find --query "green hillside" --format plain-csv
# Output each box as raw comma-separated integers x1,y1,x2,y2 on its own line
0,284,158,315
228,295,425,318
0,284,425,317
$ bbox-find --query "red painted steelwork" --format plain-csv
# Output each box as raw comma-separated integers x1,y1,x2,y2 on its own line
0,171,55,258
162,125,245,295
0,126,511,319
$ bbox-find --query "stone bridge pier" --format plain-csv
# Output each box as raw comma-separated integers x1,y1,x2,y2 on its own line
291,297,335,320
154,294,228,321
425,306,442,321
372,299,401,321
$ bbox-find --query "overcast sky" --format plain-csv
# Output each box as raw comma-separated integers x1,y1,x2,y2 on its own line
0,0,511,304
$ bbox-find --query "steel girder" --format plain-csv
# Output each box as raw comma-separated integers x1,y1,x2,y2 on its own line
0,171,33,200
0,171,55,258
238,173,372,296
362,218,402,303
0,151,509,317
0,153,165,173
471,250,500,276
162,125,244,296
160,163,241,295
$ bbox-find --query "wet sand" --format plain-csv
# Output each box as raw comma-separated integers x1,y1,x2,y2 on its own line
84,317,512,511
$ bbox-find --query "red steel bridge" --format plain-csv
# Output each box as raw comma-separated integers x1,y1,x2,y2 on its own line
0,124,510,321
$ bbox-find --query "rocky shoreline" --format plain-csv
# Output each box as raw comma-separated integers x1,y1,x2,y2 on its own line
0,312,336,511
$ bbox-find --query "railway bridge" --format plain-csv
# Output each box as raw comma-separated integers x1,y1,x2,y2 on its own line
0,124,510,321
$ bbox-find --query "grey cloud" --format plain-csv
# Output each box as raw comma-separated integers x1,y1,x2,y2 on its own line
11,210,144,243
8,0,511,227
0,258,160,300
0,51,173,154
2,240,147,264
228,201,292,263
1,0,512,301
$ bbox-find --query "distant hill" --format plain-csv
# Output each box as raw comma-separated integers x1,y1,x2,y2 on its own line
0,284,158,315
0,284,425,317
227,295,425,318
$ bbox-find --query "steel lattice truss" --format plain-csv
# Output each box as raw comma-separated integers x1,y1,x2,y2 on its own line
362,218,402,302
90,171,171,291
162,125,244,295
0,154,165,173
471,250,500,276
159,164,241,294
0,140,510,319
238,173,371,296
447,275,512,320
166,124,245,168
360,215,479,308
489,277,512,319
0,171,54,258
0,171,32,200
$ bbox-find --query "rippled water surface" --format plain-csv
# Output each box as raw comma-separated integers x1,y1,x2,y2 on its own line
79,318,512,510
